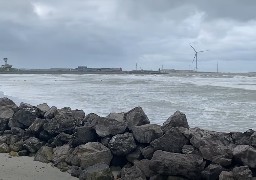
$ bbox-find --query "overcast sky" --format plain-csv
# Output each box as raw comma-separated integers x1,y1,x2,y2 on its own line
0,0,256,72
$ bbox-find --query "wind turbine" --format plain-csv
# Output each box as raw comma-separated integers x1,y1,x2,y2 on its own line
190,45,208,71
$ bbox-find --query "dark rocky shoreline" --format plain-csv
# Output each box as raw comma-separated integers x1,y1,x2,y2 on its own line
0,97,255,180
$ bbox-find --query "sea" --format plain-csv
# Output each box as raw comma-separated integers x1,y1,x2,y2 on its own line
0,73,256,132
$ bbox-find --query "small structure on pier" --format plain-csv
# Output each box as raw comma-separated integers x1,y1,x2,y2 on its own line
1,58,12,71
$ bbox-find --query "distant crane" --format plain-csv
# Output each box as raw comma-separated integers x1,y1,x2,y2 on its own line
190,45,208,71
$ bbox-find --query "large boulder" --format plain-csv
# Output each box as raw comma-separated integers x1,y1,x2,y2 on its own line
108,132,137,156
233,145,256,168
0,98,17,119
52,144,72,171
230,130,253,145
94,117,127,137
71,126,97,147
232,166,252,180
106,112,125,122
79,163,114,180
23,137,43,153
10,106,42,129
162,111,189,132
188,128,233,167
37,103,50,113
150,128,189,153
201,164,224,180
27,118,46,135
34,146,53,163
67,142,112,169
134,159,156,178
132,124,163,144
149,150,205,179
43,108,78,135
50,132,72,147
44,106,58,119
124,107,150,130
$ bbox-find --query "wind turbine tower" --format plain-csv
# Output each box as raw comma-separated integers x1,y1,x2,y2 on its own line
190,45,208,71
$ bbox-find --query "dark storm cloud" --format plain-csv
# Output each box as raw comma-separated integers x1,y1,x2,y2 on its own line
0,0,256,72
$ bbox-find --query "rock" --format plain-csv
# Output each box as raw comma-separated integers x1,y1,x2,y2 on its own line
44,106,58,119
108,133,137,156
230,132,251,145
10,106,41,129
52,144,72,170
233,145,256,168
9,151,18,157
141,146,155,159
0,136,7,143
43,108,78,135
134,159,156,178
219,171,234,180
182,145,199,155
0,143,10,153
11,127,25,136
51,132,72,147
189,128,233,167
162,111,189,132
0,98,17,120
201,164,224,180
106,112,125,122
34,146,53,163
132,124,163,144
101,137,111,147
121,166,146,180
9,140,23,152
232,166,252,180
79,163,114,180
82,113,101,126
67,142,112,169
150,150,205,179
23,137,43,153
150,128,189,153
124,107,150,130
126,147,143,163
0,97,17,109
250,132,256,147
0,118,9,131
37,103,50,113
167,176,188,180
72,109,85,121
94,117,127,137
27,118,46,135
52,144,72,163
149,175,167,180
18,149,28,156
9,135,22,145
70,166,82,178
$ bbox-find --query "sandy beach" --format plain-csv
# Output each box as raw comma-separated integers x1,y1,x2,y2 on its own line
0,154,77,180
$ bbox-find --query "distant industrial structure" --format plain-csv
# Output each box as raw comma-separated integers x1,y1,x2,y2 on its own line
1,58,12,71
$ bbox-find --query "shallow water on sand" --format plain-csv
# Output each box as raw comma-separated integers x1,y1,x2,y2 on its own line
0,73,256,132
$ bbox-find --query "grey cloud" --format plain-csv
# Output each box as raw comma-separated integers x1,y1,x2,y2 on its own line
0,0,255,72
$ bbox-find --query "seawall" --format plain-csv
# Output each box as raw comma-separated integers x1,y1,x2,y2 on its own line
0,97,255,180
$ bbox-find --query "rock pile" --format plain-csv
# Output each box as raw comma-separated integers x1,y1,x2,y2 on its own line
0,97,256,179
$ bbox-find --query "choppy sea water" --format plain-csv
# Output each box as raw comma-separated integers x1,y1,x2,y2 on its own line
0,73,256,132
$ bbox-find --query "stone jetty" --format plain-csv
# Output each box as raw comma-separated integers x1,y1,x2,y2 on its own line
0,97,255,179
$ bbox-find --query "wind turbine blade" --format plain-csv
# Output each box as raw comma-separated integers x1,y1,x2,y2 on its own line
190,45,197,53
199,50,204,53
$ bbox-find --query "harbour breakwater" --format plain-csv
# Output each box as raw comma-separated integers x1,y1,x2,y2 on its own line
0,97,255,180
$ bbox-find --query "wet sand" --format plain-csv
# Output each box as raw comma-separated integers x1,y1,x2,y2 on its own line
0,154,78,180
